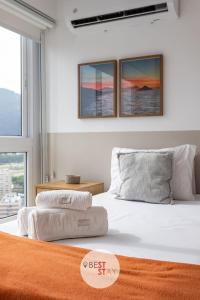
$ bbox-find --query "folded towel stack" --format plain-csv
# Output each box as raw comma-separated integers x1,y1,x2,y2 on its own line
17,190,108,242
35,190,92,210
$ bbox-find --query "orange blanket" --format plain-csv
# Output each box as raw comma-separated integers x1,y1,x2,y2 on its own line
0,232,200,300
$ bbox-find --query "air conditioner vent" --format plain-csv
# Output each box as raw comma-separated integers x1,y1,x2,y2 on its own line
73,16,98,26
98,12,124,21
71,2,168,28
124,3,167,16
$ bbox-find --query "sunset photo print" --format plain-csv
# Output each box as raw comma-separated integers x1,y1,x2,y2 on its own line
78,60,117,118
119,55,163,117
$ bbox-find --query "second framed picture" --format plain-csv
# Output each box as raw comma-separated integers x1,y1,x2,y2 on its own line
78,60,117,118
119,55,163,117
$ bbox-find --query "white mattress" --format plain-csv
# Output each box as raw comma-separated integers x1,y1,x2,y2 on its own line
1,192,200,265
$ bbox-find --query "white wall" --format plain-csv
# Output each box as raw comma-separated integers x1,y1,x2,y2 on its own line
24,0,57,19
46,0,200,133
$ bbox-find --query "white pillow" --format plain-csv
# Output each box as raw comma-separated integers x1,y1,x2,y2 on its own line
109,144,197,201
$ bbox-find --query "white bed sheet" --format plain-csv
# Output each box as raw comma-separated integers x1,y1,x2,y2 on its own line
1,192,200,265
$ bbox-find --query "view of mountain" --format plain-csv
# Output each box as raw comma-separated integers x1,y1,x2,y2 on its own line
0,88,21,136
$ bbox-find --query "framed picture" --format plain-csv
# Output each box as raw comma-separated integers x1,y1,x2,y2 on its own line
78,60,117,118
119,55,163,117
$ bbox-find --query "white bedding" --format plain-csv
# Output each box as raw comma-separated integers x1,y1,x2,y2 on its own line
1,192,200,265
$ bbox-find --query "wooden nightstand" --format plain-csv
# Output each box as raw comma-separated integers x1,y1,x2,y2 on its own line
36,181,104,196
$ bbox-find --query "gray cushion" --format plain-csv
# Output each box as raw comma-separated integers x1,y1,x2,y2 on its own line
118,152,173,204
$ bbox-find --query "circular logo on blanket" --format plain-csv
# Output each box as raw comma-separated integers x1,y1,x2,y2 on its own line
80,250,120,289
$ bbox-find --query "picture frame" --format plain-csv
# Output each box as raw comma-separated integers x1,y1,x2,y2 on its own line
119,54,163,117
78,60,117,118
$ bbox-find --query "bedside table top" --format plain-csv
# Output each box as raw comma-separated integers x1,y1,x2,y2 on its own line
36,181,103,189
36,181,104,196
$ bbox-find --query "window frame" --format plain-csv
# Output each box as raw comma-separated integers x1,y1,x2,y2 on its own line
0,32,41,223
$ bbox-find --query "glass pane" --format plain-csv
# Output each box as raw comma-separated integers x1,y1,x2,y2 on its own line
0,26,22,136
0,153,26,219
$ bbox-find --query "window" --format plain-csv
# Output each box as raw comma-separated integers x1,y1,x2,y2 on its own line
0,25,41,221
0,153,26,219
0,27,22,136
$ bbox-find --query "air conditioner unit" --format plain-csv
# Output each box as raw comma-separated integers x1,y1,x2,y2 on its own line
66,0,179,34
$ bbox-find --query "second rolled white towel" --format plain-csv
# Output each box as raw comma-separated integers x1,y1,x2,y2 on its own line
35,190,92,211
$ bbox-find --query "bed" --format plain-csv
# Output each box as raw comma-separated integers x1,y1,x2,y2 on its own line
1,143,200,299
3,192,200,266
1,192,200,299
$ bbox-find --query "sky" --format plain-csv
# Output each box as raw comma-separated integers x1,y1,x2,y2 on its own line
80,63,114,90
121,57,161,89
0,26,21,94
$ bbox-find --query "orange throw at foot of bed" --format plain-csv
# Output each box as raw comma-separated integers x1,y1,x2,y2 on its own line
0,232,200,300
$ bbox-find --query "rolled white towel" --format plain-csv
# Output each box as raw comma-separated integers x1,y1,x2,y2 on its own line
17,207,61,236
17,207,35,236
35,190,92,211
28,206,108,241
